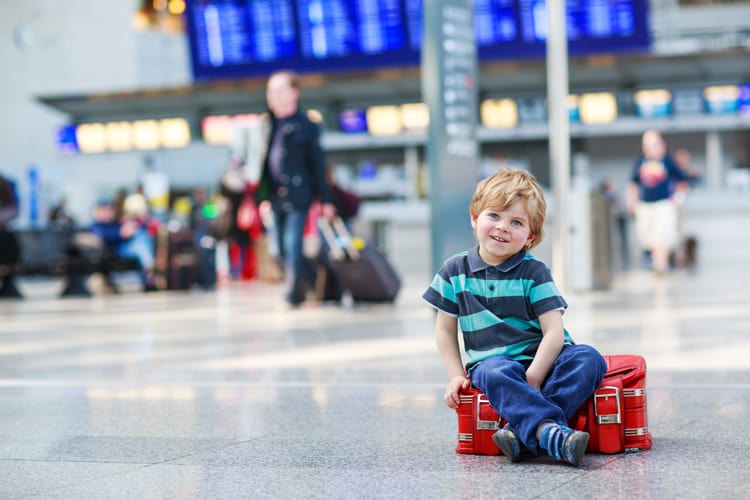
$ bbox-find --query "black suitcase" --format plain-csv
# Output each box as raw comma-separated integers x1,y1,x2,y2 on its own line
311,251,344,303
191,233,217,289
319,218,400,303
166,230,198,290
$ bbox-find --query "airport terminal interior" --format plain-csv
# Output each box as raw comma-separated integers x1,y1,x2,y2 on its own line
2,192,750,499
2,0,750,498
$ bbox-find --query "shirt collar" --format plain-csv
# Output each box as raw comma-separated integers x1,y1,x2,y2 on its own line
468,245,527,273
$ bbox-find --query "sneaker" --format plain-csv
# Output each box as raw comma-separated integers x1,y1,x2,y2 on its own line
492,428,521,463
538,424,589,467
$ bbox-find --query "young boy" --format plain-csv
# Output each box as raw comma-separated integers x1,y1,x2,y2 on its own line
423,168,606,467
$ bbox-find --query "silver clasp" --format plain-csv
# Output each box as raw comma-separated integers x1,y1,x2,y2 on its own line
594,385,622,425
476,394,501,430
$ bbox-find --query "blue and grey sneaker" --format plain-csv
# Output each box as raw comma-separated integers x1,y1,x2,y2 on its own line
538,423,589,467
492,428,521,463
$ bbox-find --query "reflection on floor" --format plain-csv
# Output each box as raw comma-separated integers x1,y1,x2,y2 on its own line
1,192,749,499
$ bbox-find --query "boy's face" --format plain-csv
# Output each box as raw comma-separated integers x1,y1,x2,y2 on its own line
471,200,535,266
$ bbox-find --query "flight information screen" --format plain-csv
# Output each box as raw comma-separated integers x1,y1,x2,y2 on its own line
185,0,651,80
187,0,298,69
296,0,406,58
518,0,648,54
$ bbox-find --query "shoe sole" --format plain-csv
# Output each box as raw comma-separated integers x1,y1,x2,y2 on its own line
566,432,590,467
492,432,520,463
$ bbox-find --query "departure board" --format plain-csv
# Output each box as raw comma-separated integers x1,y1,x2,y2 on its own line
187,0,297,70
405,0,520,51
474,0,518,47
296,0,406,58
185,0,651,81
518,0,646,52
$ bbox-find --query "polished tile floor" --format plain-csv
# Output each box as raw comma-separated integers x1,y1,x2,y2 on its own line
1,194,749,499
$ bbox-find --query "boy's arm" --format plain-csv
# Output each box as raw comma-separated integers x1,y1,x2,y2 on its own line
435,310,470,408
525,309,565,391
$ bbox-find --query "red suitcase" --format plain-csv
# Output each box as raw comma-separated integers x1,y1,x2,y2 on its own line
571,354,653,453
455,354,652,455
456,388,506,455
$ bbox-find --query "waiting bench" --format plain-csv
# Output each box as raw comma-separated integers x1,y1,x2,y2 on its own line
0,228,140,299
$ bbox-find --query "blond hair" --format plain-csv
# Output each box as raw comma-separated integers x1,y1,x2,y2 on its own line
469,168,547,249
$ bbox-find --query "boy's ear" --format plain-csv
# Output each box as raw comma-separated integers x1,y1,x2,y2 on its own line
525,233,535,248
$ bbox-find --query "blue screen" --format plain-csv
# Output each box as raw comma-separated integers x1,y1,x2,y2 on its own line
186,0,298,77
185,0,651,81
339,108,368,133
739,85,750,116
296,0,406,58
56,125,79,154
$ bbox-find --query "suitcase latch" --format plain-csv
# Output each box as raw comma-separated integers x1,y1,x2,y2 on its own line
594,386,621,425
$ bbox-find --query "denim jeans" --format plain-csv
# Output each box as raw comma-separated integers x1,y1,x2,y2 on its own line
470,344,606,455
118,228,155,270
273,208,309,305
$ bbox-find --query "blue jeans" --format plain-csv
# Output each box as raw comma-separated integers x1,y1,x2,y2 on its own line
470,344,606,455
118,228,155,270
273,208,309,305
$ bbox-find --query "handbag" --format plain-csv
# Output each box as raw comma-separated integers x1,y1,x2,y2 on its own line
237,194,258,232
455,354,652,456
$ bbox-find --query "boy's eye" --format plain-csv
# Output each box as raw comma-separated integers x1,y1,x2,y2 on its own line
511,219,522,226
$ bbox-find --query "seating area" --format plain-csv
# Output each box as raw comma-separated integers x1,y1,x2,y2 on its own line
0,228,140,299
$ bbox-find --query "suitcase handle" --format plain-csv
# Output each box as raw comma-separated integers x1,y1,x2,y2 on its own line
318,216,360,261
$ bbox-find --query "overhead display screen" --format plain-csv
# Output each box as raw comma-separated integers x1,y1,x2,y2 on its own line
296,0,406,58
188,0,298,69
517,0,648,54
185,0,651,81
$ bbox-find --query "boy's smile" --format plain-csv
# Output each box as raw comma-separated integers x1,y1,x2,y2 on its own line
472,200,535,266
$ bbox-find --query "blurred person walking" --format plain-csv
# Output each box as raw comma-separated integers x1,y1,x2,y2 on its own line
217,159,256,280
256,70,335,308
626,130,690,276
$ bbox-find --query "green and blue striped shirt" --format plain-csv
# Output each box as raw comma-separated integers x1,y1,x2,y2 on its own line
423,246,574,369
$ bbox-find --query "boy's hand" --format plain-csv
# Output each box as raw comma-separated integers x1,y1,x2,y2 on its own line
443,375,471,409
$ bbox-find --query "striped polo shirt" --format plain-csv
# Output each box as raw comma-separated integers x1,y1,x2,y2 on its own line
423,246,574,369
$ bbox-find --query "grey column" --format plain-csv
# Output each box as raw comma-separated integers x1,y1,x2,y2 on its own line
421,0,480,275
706,130,723,191
546,0,571,291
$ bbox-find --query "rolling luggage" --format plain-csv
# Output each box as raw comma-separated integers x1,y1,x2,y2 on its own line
455,354,652,456
456,388,505,455
318,218,400,303
313,255,344,303
570,354,653,453
156,229,199,290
